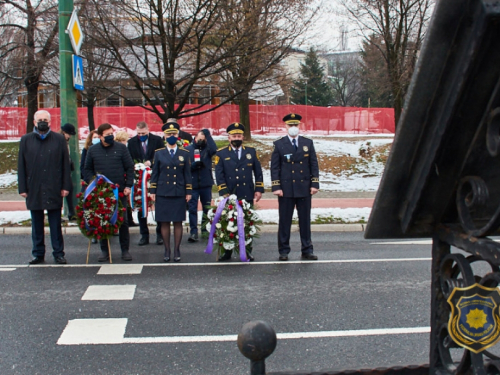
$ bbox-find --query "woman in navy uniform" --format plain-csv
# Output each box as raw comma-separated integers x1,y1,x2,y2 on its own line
215,122,264,261
271,113,319,261
150,123,192,262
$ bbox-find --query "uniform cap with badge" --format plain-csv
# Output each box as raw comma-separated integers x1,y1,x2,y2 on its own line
283,113,302,126
162,122,180,135
226,122,245,135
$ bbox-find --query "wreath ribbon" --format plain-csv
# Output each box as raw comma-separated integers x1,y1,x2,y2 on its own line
141,168,148,219
84,174,120,230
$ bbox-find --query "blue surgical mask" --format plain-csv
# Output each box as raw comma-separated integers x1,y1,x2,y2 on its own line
139,135,148,142
166,135,178,145
92,138,100,145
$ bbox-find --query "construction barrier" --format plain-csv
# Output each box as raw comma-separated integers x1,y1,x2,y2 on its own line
0,104,395,140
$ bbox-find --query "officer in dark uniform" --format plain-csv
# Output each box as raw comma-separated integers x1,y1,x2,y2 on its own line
215,122,264,261
150,122,192,262
271,113,319,261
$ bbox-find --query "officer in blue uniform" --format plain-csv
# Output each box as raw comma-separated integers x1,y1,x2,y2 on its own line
215,122,264,261
271,113,319,261
150,122,192,262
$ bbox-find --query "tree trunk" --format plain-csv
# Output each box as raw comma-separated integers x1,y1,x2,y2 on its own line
238,91,252,141
25,77,39,133
87,102,95,131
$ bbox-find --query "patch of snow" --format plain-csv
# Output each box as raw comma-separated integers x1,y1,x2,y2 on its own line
0,211,31,225
257,207,371,224
0,172,18,188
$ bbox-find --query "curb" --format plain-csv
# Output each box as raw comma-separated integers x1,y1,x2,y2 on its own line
0,224,365,235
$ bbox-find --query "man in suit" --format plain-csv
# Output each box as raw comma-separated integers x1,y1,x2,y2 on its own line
215,122,264,261
127,121,165,246
271,113,319,261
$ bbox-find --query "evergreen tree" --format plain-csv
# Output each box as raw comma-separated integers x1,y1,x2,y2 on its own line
290,48,333,106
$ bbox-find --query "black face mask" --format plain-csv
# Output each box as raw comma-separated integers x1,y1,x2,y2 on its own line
104,135,114,145
231,140,243,149
196,140,206,149
37,121,49,132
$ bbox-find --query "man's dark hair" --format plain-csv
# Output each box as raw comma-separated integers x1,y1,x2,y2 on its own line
136,121,148,130
97,123,113,136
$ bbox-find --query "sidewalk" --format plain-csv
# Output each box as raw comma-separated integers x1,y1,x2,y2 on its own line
0,198,374,212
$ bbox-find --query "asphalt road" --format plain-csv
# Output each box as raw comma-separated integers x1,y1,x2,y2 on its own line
0,232,436,375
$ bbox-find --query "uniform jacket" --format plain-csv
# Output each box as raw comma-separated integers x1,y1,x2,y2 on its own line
18,131,72,210
271,136,319,198
215,145,264,202
84,142,135,191
185,130,217,189
150,147,192,197
127,133,165,163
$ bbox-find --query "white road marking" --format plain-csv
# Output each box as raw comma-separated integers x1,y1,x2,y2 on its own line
57,319,430,345
372,240,432,245
81,285,137,301
57,318,128,345
97,265,143,275
0,268,16,271
1,258,432,270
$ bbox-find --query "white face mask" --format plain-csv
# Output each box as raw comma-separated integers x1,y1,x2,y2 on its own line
288,126,299,137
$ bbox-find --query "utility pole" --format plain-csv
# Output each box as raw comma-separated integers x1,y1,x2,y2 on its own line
59,0,80,217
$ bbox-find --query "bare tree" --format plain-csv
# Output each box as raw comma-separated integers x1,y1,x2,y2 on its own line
218,0,315,140
83,0,257,124
340,0,434,125
327,52,363,107
0,0,59,132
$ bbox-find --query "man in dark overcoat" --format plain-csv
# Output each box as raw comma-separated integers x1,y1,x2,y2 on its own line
18,110,72,265
271,113,320,261
127,121,164,246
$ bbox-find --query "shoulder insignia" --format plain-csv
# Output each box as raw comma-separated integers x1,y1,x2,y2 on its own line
155,147,166,152
217,146,229,151
214,155,220,165
179,147,190,152
301,136,312,140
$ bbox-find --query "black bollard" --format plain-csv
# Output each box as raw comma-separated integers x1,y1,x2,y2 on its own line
237,321,277,375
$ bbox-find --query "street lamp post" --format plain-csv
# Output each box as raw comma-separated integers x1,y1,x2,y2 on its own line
59,0,80,217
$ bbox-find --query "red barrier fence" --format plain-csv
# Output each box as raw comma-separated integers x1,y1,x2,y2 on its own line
0,105,394,140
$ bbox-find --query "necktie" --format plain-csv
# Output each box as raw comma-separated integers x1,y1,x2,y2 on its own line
142,141,147,155
170,149,174,157
292,139,297,151
235,148,239,159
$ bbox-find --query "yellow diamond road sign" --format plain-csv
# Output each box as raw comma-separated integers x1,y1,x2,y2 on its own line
66,10,84,56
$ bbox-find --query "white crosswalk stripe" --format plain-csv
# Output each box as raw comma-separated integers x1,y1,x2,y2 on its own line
81,285,136,301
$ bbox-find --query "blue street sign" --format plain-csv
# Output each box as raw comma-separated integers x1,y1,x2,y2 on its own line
72,55,84,91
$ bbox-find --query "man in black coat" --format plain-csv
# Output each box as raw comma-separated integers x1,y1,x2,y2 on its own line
18,110,72,265
185,129,217,242
271,113,320,261
84,123,135,262
127,121,164,246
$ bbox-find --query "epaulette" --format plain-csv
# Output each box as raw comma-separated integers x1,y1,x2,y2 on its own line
217,146,229,151
301,136,312,140
179,147,190,152
155,147,166,152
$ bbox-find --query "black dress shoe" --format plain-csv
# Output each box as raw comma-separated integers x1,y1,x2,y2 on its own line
156,237,164,245
121,251,133,261
279,255,288,261
138,237,149,246
98,251,110,262
54,256,67,264
219,252,232,261
301,253,318,260
91,238,98,244
129,222,139,227
29,256,45,265
188,233,198,243
247,254,254,261
164,249,171,262
174,257,181,262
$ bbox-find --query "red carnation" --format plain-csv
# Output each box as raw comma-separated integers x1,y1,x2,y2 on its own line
119,192,124,198
76,193,82,198
229,233,234,239
230,218,234,222
219,242,223,246
118,217,124,222
81,181,86,186
228,205,233,210
238,200,243,205
250,221,254,226
99,192,103,197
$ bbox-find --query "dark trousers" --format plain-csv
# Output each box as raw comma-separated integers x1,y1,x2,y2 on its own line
31,209,64,258
188,187,212,234
278,196,313,255
100,196,129,252
139,215,161,237
65,181,75,218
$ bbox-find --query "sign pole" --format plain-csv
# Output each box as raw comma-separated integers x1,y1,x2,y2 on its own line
59,0,80,218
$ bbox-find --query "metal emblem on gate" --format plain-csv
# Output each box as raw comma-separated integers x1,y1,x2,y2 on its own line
447,283,500,353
